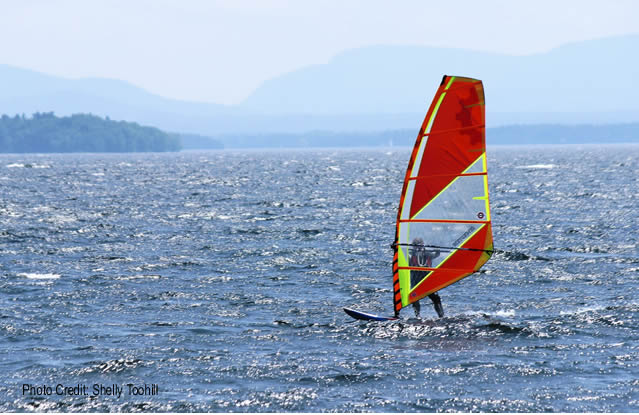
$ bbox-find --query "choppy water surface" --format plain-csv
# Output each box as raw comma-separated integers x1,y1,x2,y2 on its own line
1,144,638,412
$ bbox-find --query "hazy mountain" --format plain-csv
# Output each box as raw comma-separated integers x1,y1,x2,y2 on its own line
1,35,638,136
0,64,235,117
240,35,639,116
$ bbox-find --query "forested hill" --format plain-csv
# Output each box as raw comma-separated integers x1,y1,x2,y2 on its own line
0,112,181,153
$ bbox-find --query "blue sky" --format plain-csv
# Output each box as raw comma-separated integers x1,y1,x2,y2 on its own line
1,0,637,104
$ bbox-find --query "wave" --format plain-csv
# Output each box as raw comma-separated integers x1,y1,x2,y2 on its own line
517,164,556,169
18,273,60,279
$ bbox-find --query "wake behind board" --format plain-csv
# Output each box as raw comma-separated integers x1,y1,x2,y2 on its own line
344,307,398,321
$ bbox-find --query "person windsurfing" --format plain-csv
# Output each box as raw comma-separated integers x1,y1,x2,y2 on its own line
408,237,444,318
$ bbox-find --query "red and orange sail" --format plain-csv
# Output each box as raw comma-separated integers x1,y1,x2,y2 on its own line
392,75,493,315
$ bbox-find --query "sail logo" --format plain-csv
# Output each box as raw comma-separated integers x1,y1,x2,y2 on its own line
453,225,477,247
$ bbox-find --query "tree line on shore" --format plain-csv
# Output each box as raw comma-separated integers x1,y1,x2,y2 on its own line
0,112,181,153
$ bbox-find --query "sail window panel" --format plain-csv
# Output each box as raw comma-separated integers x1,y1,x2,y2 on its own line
398,221,478,269
412,175,487,221
400,180,416,220
410,137,429,178
409,269,431,290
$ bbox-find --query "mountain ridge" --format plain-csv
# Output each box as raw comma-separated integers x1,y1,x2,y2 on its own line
239,34,639,115
1,34,638,135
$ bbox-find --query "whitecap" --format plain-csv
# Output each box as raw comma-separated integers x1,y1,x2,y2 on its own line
117,275,162,280
6,162,50,168
518,164,556,169
19,273,61,280
560,304,607,316
494,309,516,317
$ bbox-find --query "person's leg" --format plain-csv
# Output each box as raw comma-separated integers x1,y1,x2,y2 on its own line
429,293,444,318
412,300,421,317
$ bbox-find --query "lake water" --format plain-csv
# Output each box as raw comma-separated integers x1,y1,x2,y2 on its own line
1,144,638,411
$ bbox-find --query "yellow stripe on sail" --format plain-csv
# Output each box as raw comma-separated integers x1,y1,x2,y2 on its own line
482,152,491,221
397,247,411,306
445,76,456,89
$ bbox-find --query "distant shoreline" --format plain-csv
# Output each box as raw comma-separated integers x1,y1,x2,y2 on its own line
2,112,637,153
1,142,637,157
178,142,639,154
205,122,639,149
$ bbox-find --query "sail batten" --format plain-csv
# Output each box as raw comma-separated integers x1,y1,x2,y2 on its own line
399,219,490,224
420,123,486,137
408,172,487,180
392,75,493,315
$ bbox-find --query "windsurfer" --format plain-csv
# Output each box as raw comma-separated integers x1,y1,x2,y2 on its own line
408,238,444,318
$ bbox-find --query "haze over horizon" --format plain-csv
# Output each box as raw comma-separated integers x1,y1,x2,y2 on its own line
2,0,638,105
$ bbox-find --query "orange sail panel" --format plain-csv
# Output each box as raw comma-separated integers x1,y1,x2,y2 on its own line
392,75,493,315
